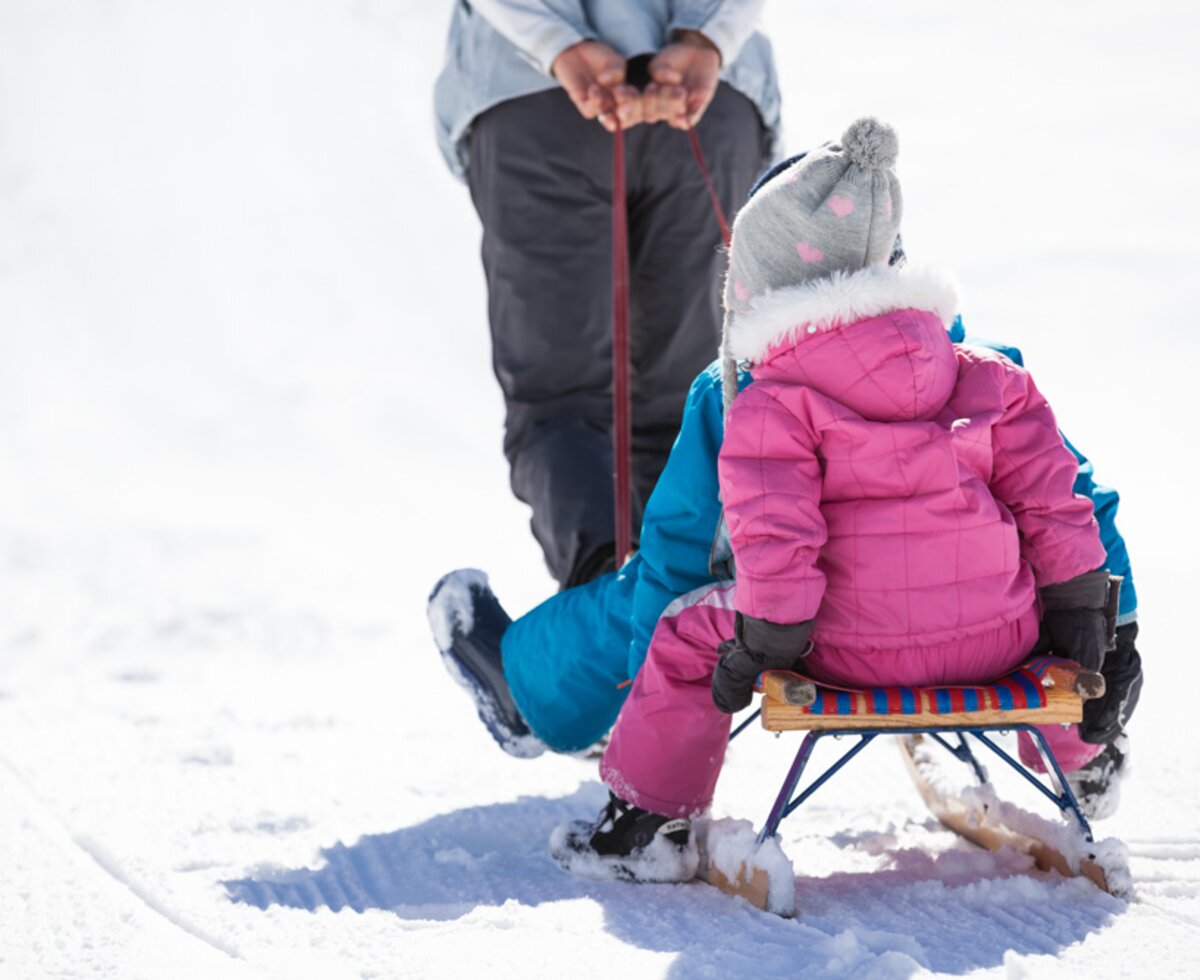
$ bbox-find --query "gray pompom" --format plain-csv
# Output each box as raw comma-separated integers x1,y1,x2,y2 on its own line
841,117,899,171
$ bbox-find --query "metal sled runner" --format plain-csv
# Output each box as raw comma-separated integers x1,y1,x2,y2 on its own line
705,656,1124,915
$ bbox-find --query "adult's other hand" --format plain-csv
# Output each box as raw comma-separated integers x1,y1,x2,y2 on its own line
646,30,721,129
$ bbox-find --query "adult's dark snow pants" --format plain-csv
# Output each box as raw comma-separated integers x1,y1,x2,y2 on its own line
468,82,768,587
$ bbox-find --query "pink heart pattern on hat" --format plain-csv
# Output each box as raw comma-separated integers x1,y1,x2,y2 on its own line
828,195,855,218
734,279,751,301
796,242,825,263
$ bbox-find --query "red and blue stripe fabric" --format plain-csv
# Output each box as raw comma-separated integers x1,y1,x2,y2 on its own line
796,658,1056,717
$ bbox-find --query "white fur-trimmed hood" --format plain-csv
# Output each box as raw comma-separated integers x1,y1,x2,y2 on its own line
726,265,961,364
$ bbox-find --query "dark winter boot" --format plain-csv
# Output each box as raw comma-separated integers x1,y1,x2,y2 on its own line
1067,733,1129,821
427,569,546,759
550,792,699,883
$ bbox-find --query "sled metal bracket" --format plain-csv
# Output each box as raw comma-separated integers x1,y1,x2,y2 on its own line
966,727,1093,840
756,723,1093,847
927,731,988,784
756,731,878,845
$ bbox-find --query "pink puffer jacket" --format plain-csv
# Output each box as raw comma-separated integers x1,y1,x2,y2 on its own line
718,266,1106,658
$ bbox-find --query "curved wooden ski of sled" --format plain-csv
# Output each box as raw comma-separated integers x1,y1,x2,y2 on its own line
898,735,1116,895
697,860,776,915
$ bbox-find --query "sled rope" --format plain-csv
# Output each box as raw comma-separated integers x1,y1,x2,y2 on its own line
612,121,633,565
610,124,731,565
688,127,733,248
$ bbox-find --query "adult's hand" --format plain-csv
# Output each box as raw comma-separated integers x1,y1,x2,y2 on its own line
551,40,642,132
645,30,721,129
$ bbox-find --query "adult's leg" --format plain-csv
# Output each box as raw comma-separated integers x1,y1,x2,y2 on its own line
468,90,616,587
624,85,769,511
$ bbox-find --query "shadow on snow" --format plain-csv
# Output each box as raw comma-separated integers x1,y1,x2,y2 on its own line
223,783,1123,977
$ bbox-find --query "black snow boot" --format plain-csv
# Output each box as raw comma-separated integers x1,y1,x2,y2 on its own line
550,792,698,883
427,570,545,758
1067,734,1129,821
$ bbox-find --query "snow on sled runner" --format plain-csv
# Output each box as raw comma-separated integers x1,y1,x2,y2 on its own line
896,731,1130,898
705,656,1132,917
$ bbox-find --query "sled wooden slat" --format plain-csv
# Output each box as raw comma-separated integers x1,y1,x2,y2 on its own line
759,670,816,707
760,681,1087,731
761,686,1084,730
1039,659,1106,699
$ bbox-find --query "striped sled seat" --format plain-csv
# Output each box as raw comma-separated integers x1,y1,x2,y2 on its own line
710,656,1117,913
757,654,1098,731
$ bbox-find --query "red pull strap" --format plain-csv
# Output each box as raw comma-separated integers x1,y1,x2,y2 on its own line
612,121,633,566
688,126,732,248
610,123,732,568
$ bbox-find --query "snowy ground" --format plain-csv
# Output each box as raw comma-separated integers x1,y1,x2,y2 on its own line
2,2,1199,977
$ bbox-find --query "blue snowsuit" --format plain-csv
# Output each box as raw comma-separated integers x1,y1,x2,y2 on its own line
502,320,1138,752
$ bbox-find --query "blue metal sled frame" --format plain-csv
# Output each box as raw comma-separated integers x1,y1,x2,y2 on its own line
752,723,1095,847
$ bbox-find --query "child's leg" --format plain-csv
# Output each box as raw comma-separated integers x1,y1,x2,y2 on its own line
600,582,738,817
501,564,638,752
1018,724,1105,774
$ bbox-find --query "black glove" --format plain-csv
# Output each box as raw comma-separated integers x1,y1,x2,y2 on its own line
712,614,813,714
1080,622,1143,744
1034,570,1113,672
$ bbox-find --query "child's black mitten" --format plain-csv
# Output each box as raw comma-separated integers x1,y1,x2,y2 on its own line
1035,570,1113,673
712,614,812,714
1080,622,1143,744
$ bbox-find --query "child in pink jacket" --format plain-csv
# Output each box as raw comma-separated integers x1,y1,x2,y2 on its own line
551,118,1115,885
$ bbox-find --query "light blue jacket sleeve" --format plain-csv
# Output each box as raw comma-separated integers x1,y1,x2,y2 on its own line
668,0,767,64
467,0,591,72
1062,438,1138,622
626,362,731,678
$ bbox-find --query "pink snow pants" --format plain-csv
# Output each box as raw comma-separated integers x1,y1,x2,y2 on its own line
600,582,1103,817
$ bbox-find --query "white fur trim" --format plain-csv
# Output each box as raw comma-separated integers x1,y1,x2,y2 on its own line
727,265,960,364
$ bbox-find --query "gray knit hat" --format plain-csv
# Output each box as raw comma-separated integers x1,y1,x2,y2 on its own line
721,117,904,409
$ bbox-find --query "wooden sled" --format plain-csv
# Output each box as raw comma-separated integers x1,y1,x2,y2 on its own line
704,656,1126,916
